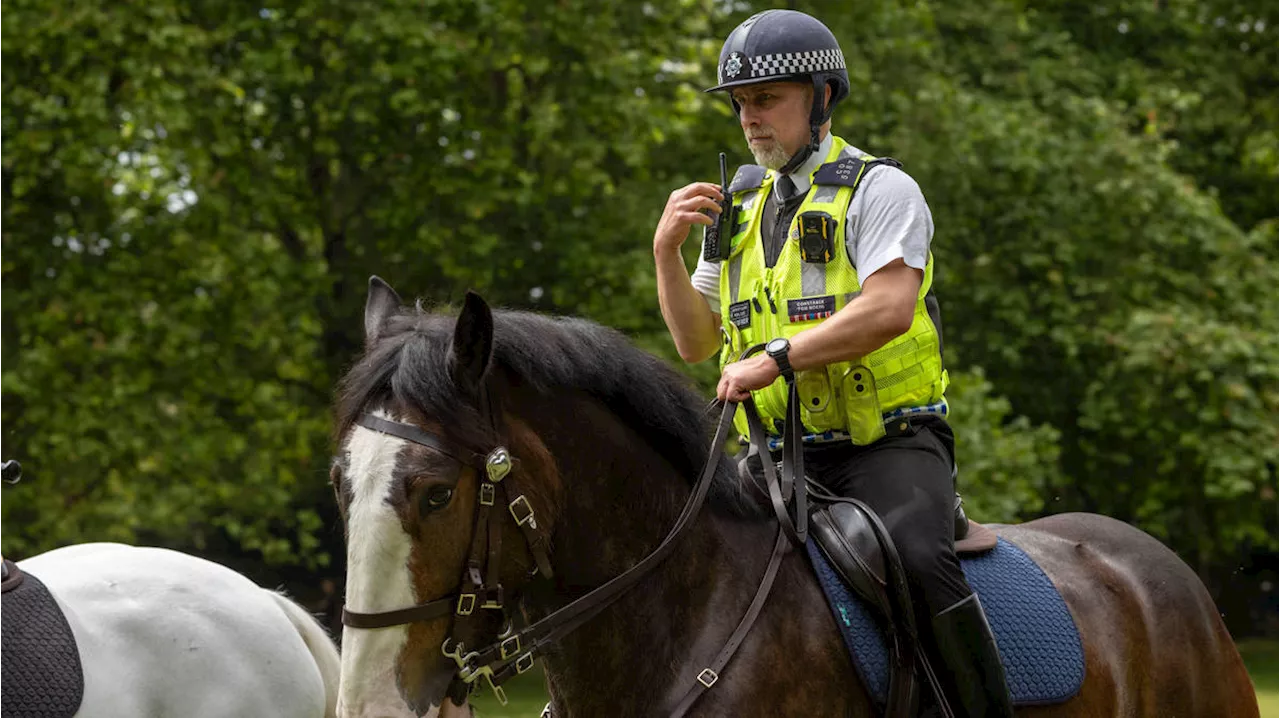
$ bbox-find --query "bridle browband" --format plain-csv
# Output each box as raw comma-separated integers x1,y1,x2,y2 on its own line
340,414,553,633
341,347,803,714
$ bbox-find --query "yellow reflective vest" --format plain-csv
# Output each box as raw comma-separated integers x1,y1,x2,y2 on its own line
717,136,948,445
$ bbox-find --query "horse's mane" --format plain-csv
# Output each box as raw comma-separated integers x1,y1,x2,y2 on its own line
335,304,763,518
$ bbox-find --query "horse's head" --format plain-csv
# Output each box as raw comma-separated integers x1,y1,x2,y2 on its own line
332,278,558,717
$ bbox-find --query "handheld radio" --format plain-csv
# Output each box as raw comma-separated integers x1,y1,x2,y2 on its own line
702,153,736,262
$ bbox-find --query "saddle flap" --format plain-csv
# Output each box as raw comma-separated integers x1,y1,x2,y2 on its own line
810,502,889,613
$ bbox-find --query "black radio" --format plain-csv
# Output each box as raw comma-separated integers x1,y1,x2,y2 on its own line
702,152,737,262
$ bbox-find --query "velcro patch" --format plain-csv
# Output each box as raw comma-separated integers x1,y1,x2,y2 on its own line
727,165,767,193
812,157,866,187
728,300,752,329
787,295,836,323
813,156,903,188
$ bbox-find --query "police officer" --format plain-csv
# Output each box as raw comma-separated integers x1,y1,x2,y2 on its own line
653,9,1015,717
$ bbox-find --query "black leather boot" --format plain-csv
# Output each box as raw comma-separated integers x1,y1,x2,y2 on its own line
931,594,1016,718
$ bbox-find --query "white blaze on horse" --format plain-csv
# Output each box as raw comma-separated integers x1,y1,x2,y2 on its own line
6,542,341,718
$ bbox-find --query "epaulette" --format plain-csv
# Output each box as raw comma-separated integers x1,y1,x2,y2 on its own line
727,164,767,193
812,156,903,188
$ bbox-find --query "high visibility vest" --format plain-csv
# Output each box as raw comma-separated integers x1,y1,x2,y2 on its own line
716,135,948,444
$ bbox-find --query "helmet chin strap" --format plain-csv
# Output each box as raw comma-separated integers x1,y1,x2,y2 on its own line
777,125,820,176
776,76,833,176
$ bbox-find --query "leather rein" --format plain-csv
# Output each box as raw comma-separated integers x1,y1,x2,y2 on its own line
341,354,804,714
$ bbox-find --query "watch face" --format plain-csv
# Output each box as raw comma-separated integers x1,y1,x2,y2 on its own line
767,338,788,355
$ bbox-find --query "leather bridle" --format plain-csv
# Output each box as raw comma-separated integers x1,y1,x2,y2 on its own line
340,404,556,705
341,350,802,714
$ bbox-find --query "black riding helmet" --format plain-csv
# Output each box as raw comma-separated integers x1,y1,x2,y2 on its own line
705,10,850,174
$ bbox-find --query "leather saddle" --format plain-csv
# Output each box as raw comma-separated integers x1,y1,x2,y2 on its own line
808,487,997,718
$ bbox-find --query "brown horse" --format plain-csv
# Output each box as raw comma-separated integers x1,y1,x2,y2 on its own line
330,278,1258,718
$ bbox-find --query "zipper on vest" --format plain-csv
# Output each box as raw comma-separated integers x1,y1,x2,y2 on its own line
763,286,778,314
748,277,764,314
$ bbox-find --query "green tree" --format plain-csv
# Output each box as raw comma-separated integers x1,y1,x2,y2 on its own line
2,0,1273,612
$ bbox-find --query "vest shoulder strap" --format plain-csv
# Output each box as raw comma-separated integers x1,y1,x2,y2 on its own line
728,164,768,193
812,155,903,191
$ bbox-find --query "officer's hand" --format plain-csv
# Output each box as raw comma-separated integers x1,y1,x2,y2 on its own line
653,183,725,255
717,355,780,403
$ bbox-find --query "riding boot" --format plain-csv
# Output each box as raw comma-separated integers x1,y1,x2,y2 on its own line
930,594,1016,718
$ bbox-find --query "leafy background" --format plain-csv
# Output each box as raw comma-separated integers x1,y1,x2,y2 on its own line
3,0,1275,638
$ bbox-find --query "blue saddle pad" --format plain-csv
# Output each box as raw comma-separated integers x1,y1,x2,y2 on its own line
806,537,1084,707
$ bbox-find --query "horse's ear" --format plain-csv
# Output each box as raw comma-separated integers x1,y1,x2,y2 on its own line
449,291,493,396
364,276,403,347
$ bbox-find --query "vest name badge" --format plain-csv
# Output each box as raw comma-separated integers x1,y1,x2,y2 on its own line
786,295,836,323
728,300,753,329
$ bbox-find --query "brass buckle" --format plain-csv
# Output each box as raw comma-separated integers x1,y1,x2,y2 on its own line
516,652,535,674
479,482,496,506
509,495,537,529
456,593,476,616
500,634,521,660
697,668,718,688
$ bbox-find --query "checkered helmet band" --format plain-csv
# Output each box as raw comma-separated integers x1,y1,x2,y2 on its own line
749,48,844,79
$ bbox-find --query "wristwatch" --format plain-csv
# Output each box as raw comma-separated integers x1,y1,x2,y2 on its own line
765,337,794,382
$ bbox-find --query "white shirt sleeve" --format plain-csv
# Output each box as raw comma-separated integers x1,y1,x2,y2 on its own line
690,226,722,313
844,165,934,279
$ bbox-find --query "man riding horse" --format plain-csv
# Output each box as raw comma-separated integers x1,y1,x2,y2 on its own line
652,9,1015,716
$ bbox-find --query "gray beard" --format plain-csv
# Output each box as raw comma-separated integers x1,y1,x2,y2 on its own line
749,143,792,170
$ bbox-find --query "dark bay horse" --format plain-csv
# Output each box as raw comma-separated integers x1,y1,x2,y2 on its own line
331,277,1257,717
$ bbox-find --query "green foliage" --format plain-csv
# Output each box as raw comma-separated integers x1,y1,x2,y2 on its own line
946,369,1062,523
2,0,1274,599
1239,639,1279,714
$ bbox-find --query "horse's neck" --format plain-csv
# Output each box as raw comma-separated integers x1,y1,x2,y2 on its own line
517,394,776,713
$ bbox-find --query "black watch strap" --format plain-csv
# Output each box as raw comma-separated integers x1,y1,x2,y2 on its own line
768,344,794,382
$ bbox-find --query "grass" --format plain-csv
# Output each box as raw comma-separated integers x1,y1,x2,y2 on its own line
1240,639,1278,718
469,665,549,718
469,641,1279,717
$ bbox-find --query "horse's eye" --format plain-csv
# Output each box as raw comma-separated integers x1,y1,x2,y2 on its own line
420,487,454,514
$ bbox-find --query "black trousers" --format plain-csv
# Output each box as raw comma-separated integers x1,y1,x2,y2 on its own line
776,417,974,618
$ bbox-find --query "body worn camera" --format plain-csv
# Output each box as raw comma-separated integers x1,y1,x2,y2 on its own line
798,211,838,264
703,152,737,262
